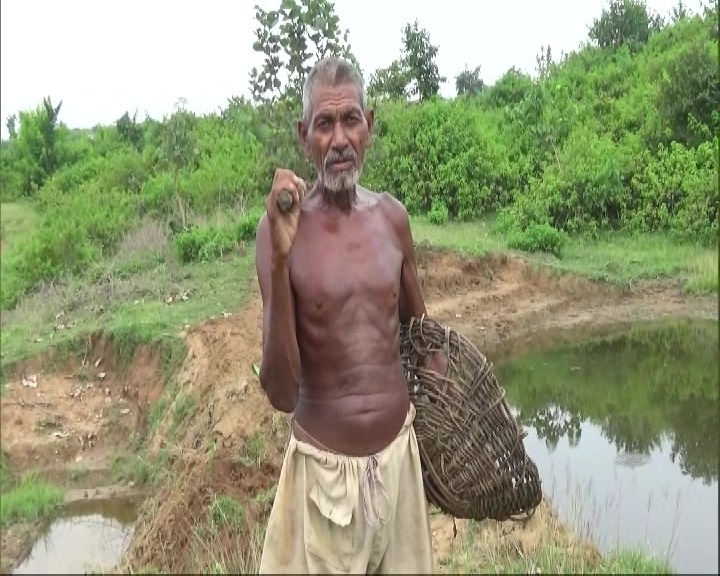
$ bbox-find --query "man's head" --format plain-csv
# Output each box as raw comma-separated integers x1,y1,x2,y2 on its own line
297,57,374,195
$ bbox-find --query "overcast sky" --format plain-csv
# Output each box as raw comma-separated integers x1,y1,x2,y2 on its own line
0,0,698,138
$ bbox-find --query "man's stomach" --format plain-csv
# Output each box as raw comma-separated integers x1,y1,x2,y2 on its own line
293,374,410,456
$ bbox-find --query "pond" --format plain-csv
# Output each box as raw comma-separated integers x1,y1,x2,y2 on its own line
14,496,140,574
492,319,719,574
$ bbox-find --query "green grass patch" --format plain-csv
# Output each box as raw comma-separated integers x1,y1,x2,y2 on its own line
0,472,64,526
110,450,170,486
1,214,713,387
0,202,40,253
411,216,718,291
169,393,196,438
208,495,246,529
438,517,674,574
0,250,255,373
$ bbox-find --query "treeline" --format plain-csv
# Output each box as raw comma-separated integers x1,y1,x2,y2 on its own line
0,0,717,310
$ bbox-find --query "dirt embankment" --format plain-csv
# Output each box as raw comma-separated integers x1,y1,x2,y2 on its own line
1,247,716,572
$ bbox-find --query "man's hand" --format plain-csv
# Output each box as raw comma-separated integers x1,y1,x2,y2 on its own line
266,169,307,262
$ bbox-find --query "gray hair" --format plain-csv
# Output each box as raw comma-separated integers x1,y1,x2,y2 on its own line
302,56,366,122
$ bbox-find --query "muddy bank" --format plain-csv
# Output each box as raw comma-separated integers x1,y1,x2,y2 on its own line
1,247,716,573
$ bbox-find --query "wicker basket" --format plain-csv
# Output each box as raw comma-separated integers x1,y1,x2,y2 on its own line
399,314,543,522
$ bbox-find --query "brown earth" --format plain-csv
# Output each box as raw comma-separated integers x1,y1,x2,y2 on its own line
1,333,165,475
1,246,717,572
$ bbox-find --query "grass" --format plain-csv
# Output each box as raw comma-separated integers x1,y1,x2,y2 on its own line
0,220,256,372
439,522,673,574
110,451,170,486
411,216,718,291
0,205,713,385
0,202,39,250
127,499,671,575
0,472,64,527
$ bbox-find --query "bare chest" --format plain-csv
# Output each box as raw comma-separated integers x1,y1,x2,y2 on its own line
289,216,403,317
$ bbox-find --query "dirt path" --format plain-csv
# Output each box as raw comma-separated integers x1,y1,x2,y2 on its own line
1,247,716,572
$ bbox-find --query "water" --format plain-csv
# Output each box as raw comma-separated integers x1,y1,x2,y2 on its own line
492,319,719,574
14,497,139,575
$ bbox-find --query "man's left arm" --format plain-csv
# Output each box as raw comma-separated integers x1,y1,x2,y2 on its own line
382,194,448,377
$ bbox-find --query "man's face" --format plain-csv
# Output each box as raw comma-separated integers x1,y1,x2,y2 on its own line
298,82,374,194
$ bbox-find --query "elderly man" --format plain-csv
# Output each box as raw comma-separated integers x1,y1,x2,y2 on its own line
255,56,435,574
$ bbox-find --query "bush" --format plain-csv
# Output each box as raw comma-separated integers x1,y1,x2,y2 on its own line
507,223,566,257
0,8,717,310
173,208,265,264
428,200,449,225
234,208,265,241
174,226,237,264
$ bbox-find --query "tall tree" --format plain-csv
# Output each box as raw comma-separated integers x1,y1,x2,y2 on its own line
249,0,360,105
368,20,445,102
248,0,360,179
156,97,198,229
401,20,445,101
455,65,485,98
589,0,664,52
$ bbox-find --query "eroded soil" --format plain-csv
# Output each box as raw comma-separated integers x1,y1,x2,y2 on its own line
1,247,717,572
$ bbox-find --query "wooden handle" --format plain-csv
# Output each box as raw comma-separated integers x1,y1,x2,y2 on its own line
277,189,293,213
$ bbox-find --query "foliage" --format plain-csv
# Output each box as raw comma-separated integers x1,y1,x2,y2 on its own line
588,0,665,52
455,65,485,98
0,0,717,311
368,20,445,101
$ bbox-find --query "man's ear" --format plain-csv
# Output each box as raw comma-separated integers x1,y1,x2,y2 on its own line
365,108,375,144
297,119,310,159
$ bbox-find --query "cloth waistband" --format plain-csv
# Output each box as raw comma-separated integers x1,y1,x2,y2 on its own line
290,404,416,529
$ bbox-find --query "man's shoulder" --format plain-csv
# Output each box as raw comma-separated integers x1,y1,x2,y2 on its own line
373,190,410,231
361,187,408,220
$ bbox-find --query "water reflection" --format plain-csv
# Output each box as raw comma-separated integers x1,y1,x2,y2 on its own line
493,319,719,574
14,497,140,575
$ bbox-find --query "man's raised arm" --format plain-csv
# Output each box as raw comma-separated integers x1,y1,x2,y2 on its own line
255,213,301,413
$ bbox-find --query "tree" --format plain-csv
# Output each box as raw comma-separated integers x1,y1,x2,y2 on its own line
116,111,144,152
401,20,445,101
368,20,445,102
248,0,360,179
657,36,720,147
589,0,664,52
8,97,68,195
367,60,411,101
455,65,485,97
156,97,199,229
670,0,690,22
249,0,360,105
6,115,17,140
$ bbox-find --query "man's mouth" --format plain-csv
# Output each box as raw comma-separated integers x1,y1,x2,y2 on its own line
327,159,354,171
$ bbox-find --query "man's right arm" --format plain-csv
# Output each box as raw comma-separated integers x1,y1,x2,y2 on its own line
255,214,301,413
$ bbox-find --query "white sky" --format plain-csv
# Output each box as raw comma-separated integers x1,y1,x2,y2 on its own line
0,0,697,139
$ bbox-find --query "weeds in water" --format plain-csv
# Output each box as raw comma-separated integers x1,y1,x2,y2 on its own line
0,472,63,526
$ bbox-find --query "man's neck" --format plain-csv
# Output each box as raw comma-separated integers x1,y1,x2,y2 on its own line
318,182,357,212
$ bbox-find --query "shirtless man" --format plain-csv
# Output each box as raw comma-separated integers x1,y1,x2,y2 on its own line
255,56,435,574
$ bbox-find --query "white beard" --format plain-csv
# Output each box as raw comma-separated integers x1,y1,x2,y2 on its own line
319,164,362,193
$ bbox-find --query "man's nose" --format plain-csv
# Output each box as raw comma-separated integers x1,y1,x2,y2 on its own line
331,122,349,149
